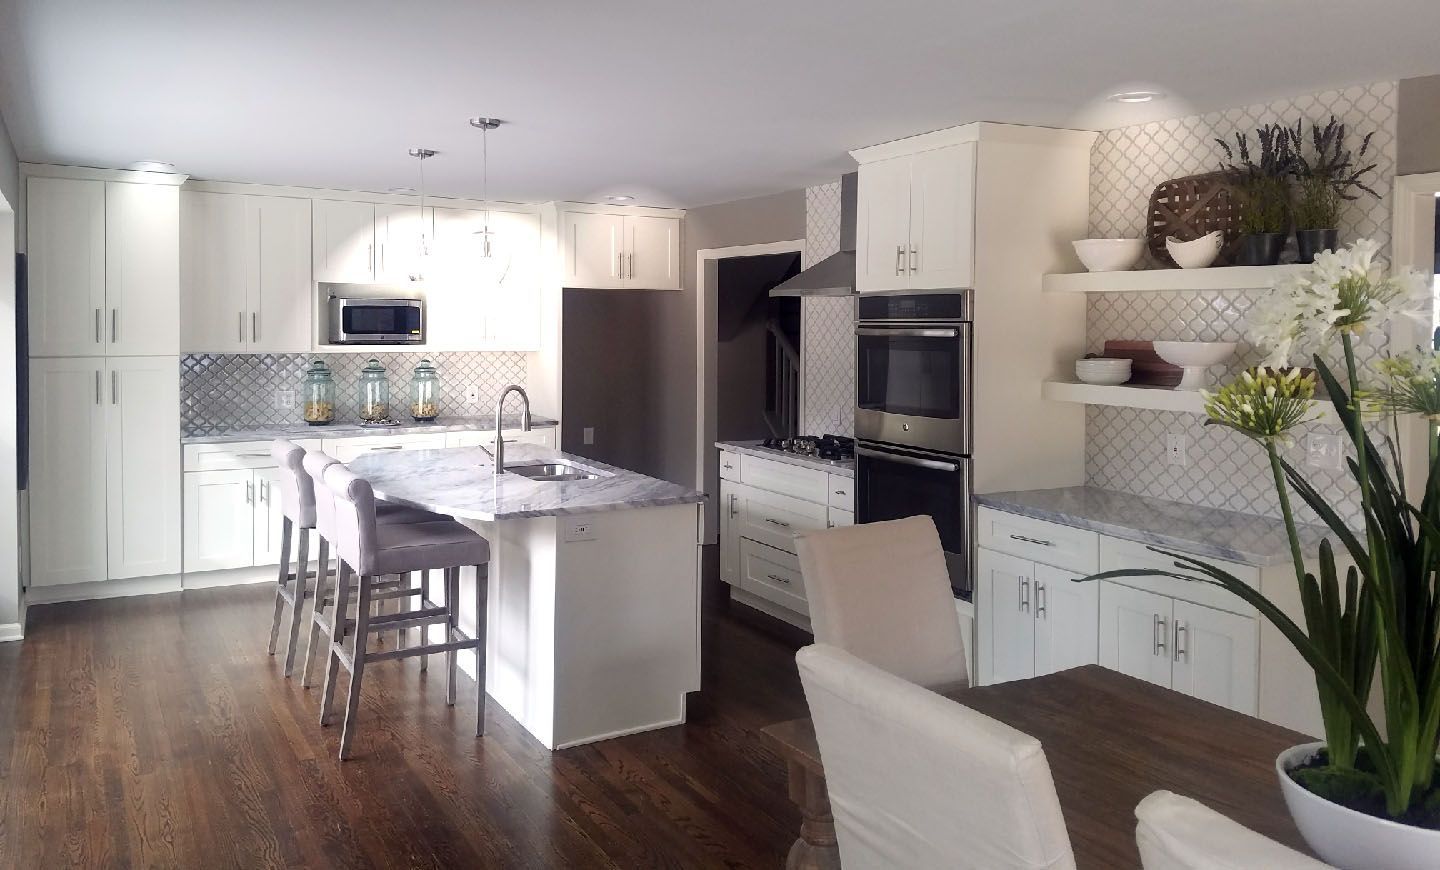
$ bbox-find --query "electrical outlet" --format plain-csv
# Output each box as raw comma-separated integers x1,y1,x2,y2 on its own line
563,519,597,543
465,384,480,404
583,427,595,445
1307,433,1344,470
274,389,295,409
1165,433,1188,467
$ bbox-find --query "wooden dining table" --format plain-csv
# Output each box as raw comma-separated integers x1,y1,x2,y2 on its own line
762,665,1318,869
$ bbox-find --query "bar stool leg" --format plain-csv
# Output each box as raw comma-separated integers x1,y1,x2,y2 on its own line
267,517,294,655
418,568,430,673
474,563,488,736
445,567,459,706
301,536,330,689
319,561,352,727
395,572,407,651
339,573,374,760
282,528,311,676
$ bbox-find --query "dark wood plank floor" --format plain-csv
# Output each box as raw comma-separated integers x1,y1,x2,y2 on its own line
0,585,811,869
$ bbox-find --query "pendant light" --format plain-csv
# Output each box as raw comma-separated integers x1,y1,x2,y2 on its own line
468,117,510,287
407,147,437,282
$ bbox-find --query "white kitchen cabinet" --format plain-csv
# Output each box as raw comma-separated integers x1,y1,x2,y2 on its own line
181,192,311,353
1171,598,1258,715
27,177,106,357
183,469,258,572
854,143,976,293
312,199,376,283
375,203,432,284
739,538,808,615
561,209,681,290
443,428,556,450
1033,564,1099,677
1098,580,1175,689
322,433,448,463
425,206,542,351
28,178,179,357
252,467,287,567
28,357,108,587
104,357,182,580
977,549,1098,685
719,478,741,586
827,508,854,528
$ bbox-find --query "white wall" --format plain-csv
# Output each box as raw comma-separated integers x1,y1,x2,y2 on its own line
0,110,20,636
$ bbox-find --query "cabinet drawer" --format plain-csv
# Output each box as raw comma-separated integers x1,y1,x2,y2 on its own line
718,449,741,482
976,507,1098,574
183,439,321,472
828,508,854,528
736,486,829,554
1099,535,1258,617
828,474,854,510
739,539,807,615
444,427,555,449
740,454,828,504
323,433,448,462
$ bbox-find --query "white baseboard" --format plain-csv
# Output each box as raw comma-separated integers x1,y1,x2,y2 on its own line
0,623,23,642
729,587,812,632
26,574,183,605
181,565,278,590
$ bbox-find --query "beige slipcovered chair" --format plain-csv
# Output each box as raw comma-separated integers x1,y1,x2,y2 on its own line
1135,791,1334,870
796,644,1075,870
794,515,968,691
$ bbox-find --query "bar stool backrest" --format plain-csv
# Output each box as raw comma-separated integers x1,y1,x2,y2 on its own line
271,440,315,528
322,463,380,576
303,451,342,541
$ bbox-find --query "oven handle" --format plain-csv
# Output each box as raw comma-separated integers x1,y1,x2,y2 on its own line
855,326,960,339
857,446,961,473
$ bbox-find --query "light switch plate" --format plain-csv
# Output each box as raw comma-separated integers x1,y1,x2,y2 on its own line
465,385,481,404
583,427,595,445
1165,433,1188,467
274,389,295,409
563,519,597,543
1306,433,1344,470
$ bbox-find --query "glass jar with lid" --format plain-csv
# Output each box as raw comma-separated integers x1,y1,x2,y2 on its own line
357,358,391,423
301,360,335,425
409,358,441,421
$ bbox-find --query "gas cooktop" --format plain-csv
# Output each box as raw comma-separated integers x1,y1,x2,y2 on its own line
760,434,855,462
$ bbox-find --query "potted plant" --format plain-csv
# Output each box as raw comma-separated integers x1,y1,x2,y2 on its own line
1087,239,1437,870
1217,123,1297,266
1291,116,1380,264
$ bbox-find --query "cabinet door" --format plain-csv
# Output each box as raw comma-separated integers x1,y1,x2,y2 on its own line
1098,581,1173,688
183,470,256,572
908,143,976,290
28,358,108,586
375,203,432,284
1172,599,1259,715
733,485,829,554
485,209,543,349
180,190,248,352
248,196,313,353
561,211,625,289
105,183,180,356
719,479,742,586
1033,564,1099,677
625,215,680,290
827,508,854,528
977,548,1036,684
105,357,182,579
855,155,912,293
312,200,375,283
27,177,106,357
253,467,287,566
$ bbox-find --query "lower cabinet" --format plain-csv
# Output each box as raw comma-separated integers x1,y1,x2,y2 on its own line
183,467,286,572
977,548,1098,684
1098,580,1258,715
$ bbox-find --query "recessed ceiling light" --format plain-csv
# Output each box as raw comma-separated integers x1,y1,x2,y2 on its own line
1107,91,1165,104
129,160,176,172
607,195,635,203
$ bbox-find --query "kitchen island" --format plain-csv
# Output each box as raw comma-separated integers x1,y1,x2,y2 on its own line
349,444,704,750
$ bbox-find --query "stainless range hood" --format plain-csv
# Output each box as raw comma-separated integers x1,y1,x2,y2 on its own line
770,171,857,297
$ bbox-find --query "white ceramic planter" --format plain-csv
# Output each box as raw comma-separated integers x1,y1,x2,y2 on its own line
1277,742,1440,870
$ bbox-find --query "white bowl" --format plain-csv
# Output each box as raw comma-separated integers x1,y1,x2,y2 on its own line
1165,231,1223,269
1073,238,1144,272
1075,358,1132,385
1153,341,1236,390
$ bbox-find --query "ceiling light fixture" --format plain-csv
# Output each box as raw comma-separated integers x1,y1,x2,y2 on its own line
607,195,635,203
129,160,176,173
407,147,437,282
468,117,510,287
1107,90,1165,104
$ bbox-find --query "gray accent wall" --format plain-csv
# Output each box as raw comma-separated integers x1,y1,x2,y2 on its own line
1398,75,1440,176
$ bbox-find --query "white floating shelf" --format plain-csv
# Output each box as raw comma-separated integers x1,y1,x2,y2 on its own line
1042,264,1308,294
1043,380,1337,423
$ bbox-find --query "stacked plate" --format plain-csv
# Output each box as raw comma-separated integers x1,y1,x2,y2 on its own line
1075,357,1133,385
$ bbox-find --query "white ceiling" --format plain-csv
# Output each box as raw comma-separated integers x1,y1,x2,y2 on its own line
3,0,1440,208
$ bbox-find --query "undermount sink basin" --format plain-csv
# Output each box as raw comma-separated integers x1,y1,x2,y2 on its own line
503,461,603,482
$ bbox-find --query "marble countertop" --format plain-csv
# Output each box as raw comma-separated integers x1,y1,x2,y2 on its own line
974,486,1331,567
348,444,705,521
716,440,855,478
182,414,559,445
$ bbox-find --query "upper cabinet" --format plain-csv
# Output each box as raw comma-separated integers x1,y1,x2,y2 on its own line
28,177,179,356
181,191,312,353
427,206,543,352
311,199,376,283
374,203,432,285
853,141,976,294
561,208,681,291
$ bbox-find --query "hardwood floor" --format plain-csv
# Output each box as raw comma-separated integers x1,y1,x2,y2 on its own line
0,585,811,869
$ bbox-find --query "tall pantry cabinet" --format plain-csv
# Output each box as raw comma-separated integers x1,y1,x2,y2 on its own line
25,170,183,590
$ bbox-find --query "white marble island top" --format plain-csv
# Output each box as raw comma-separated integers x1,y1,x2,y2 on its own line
348,444,705,521
182,414,559,445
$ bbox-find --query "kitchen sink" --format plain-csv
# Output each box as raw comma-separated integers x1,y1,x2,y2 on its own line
503,461,604,482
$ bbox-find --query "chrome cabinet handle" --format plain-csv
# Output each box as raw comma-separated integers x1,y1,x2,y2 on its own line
1154,614,1168,656
722,462,734,470
251,312,258,343
260,480,269,503
94,370,101,405
1035,581,1047,619
1174,621,1187,662
909,248,918,274
728,494,738,519
766,573,792,585
1018,577,1030,613
616,250,624,279
373,445,404,450
834,489,846,495
95,309,102,344
246,480,254,504
367,243,374,273
111,370,118,405
764,518,791,529
238,312,245,343
895,245,905,276
110,309,117,343
1009,533,1054,547
628,252,634,280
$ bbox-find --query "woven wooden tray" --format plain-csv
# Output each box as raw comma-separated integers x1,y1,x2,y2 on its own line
1146,172,1243,267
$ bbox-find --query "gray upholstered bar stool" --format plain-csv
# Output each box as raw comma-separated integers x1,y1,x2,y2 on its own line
316,462,491,759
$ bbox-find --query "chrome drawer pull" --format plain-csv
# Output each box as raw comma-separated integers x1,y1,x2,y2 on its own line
764,518,792,528
766,573,792,585
1009,533,1054,547
1153,614,1168,656
1174,622,1187,662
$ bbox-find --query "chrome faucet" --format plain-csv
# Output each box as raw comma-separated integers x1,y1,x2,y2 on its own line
492,384,532,473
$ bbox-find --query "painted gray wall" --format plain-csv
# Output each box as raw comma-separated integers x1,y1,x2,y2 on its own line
1398,74,1440,176
560,289,662,476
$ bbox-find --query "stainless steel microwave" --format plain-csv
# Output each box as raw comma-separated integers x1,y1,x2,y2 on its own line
327,297,425,345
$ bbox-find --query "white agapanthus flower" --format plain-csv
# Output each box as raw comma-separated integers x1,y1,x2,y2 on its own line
1247,238,1431,368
